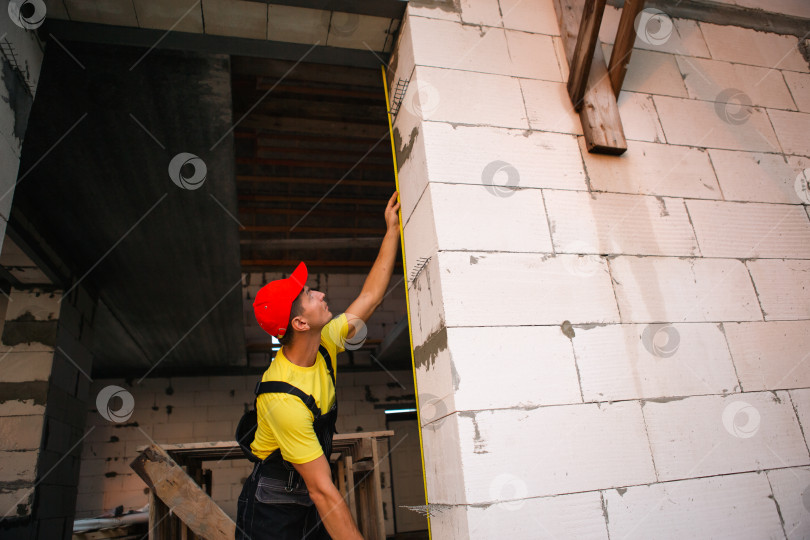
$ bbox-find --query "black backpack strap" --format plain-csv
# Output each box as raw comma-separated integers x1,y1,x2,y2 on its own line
318,344,335,389
255,381,321,419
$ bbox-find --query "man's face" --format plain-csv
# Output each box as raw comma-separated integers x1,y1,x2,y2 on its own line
296,285,332,330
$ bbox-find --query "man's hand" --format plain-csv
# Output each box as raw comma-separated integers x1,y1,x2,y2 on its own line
384,191,401,231
293,455,363,539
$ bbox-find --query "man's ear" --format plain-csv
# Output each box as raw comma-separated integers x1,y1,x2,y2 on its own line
290,315,310,332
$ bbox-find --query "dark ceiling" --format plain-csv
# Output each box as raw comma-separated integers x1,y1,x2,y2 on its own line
12,41,244,378
8,29,406,377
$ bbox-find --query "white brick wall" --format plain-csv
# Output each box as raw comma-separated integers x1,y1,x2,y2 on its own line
391,0,810,536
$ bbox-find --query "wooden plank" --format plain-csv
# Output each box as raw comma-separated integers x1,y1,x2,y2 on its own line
567,0,607,108
371,439,386,540
346,455,358,526
131,445,236,540
553,0,627,155
608,0,646,96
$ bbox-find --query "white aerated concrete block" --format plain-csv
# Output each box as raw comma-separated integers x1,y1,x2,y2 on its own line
65,0,140,26
504,30,563,81
407,256,445,349
408,16,514,77
789,389,810,450
410,65,528,128
580,139,721,199
603,45,688,98
457,0,502,27
698,22,807,72
465,491,609,540
0,351,53,382
708,149,808,204
447,326,582,410
604,472,784,540
746,259,810,321
545,190,700,256
685,200,810,258
458,402,656,500
393,86,428,224
403,184,438,283
422,123,587,191
766,467,810,540
609,256,762,323
642,391,809,481
499,0,560,36
599,6,711,58
768,109,810,157
783,71,810,113
724,321,810,391
431,183,552,253
653,95,780,152
616,92,666,143
676,56,797,110
520,79,583,134
573,323,739,401
421,411,466,506
437,251,620,326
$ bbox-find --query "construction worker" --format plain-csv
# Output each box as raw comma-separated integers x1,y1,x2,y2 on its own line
236,191,401,540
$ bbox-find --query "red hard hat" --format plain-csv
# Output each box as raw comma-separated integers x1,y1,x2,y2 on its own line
253,262,308,337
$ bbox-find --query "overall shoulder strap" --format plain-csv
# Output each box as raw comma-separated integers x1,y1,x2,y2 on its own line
318,344,335,388
255,381,321,419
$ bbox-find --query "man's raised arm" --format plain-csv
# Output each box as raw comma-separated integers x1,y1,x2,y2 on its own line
344,191,401,337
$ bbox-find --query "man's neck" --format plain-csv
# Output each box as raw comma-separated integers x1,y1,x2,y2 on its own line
283,332,321,368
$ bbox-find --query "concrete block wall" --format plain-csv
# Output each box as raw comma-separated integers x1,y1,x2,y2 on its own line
0,285,95,540
0,1,44,253
389,1,810,538
76,369,414,535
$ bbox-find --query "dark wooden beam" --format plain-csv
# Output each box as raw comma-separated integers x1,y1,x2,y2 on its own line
237,175,385,187
243,225,385,234
238,194,389,205
567,0,607,109
241,237,383,249
608,0,646,96
553,0,627,155
242,259,400,268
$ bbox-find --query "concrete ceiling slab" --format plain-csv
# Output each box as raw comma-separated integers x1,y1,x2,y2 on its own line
268,4,331,45
326,12,392,51
64,0,139,27
202,0,267,39
132,0,205,33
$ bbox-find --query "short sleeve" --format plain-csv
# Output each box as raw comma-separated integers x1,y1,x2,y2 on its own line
323,312,349,354
260,394,324,464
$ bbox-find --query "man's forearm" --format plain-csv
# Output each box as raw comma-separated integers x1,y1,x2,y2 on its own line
359,227,400,305
310,485,362,539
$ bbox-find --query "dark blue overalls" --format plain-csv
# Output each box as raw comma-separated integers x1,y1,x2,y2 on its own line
236,345,337,540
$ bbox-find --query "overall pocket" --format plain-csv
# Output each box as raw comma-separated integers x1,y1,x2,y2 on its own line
255,476,314,506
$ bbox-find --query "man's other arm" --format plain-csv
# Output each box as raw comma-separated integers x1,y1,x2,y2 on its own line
345,191,401,338
293,455,363,539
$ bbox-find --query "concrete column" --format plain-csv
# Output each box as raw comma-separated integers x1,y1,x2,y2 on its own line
389,1,810,538
0,286,95,539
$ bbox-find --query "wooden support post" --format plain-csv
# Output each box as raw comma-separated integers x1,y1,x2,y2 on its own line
567,0,607,108
608,0,646,96
132,444,236,540
553,0,628,154
371,438,386,539
345,455,358,526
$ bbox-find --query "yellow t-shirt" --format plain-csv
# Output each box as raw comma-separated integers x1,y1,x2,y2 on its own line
250,313,349,464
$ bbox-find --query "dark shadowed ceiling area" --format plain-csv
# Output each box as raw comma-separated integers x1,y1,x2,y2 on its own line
12,41,244,378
